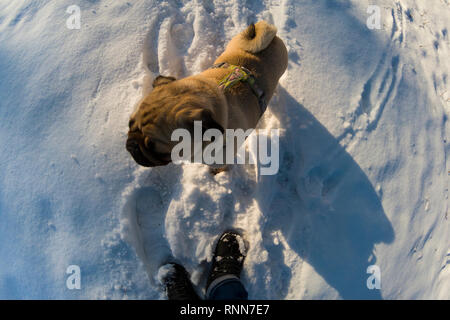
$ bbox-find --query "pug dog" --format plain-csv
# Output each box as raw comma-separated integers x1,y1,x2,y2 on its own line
126,21,288,168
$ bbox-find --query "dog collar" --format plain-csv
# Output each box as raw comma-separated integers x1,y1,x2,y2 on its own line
213,62,267,114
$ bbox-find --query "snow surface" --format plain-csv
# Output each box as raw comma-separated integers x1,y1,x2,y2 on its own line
156,263,176,285
0,0,449,299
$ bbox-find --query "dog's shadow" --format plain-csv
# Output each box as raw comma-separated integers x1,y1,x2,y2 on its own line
252,86,395,299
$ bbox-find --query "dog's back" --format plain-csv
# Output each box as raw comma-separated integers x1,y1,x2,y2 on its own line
210,21,288,129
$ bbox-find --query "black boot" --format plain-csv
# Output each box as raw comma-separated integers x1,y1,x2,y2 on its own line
206,231,247,291
159,263,201,300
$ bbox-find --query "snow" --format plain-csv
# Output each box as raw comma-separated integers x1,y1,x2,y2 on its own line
0,0,448,299
156,263,176,285
235,233,248,257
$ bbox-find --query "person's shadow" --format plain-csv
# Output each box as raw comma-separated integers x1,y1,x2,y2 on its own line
251,87,395,299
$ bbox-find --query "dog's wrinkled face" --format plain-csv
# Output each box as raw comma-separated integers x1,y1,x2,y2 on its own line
126,75,224,167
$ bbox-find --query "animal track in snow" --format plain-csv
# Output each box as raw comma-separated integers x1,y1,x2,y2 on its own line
121,166,183,286
339,4,405,144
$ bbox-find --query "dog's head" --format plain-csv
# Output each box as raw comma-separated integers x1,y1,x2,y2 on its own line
126,75,225,167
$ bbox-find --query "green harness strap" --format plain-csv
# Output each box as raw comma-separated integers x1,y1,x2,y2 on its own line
213,62,267,113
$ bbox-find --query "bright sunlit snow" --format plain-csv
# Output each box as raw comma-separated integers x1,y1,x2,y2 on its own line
0,0,448,299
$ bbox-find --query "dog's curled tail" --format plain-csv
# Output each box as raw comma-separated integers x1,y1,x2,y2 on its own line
231,21,278,53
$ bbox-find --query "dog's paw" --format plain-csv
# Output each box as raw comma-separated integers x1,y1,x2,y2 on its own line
209,165,229,175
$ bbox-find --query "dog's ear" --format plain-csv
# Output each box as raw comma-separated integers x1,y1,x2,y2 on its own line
200,109,224,134
177,109,224,134
152,75,176,88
